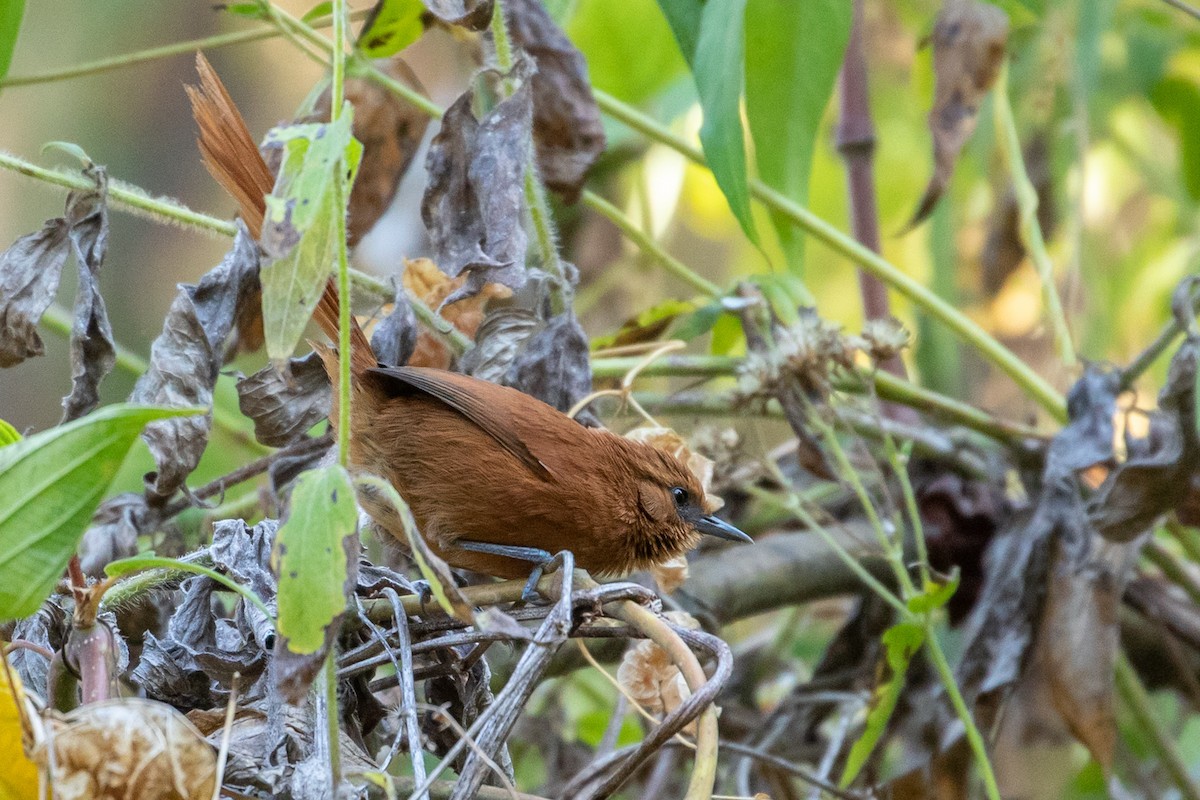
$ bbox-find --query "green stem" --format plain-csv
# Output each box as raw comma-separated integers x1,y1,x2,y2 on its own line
993,62,1075,367
0,150,237,236
581,191,722,297
590,354,1043,444
924,625,1002,800
747,484,908,615
1115,653,1200,800
0,11,369,89
591,89,1068,423
807,403,918,598
325,0,350,791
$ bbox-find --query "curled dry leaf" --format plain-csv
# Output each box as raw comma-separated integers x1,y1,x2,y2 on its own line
908,0,1008,228
369,283,419,366
303,58,431,246
457,306,541,382
616,610,701,734
505,308,598,422
1036,547,1119,771
30,699,216,800
650,555,689,594
60,166,116,422
504,0,606,202
424,0,494,30
237,351,332,447
981,132,1055,295
131,224,261,500
421,59,533,305
403,257,512,369
0,162,115,416
625,425,723,513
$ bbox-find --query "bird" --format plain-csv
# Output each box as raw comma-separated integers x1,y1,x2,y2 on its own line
187,54,751,583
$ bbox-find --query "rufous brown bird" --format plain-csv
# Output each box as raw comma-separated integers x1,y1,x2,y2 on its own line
187,55,751,582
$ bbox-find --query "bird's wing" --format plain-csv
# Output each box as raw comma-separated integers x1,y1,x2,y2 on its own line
367,366,554,480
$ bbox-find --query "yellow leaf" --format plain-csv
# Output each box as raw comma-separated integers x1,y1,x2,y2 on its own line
0,658,39,800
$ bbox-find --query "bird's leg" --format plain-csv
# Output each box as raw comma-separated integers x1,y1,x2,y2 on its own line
454,540,562,602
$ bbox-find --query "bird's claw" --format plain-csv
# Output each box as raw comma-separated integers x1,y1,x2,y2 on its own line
520,551,568,603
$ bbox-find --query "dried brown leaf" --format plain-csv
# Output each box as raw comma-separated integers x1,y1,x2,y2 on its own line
1037,549,1119,771
505,308,597,422
505,0,606,202
237,352,332,447
403,257,511,369
305,59,431,246
425,0,494,30
32,699,217,800
58,167,115,422
909,0,1008,228
0,218,70,368
421,61,533,304
131,224,261,499
616,611,701,734
369,285,419,366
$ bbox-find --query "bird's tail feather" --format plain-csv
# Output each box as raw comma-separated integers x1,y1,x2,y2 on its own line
187,52,375,374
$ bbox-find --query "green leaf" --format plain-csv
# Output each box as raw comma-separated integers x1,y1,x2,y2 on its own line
272,465,357,654
906,569,961,615
358,0,425,57
840,621,926,787
0,404,198,620
745,0,850,271
1151,76,1200,202
301,0,333,21
0,0,23,84
673,300,724,343
223,2,267,19
657,0,757,243
0,419,19,448
259,109,363,362
750,271,812,327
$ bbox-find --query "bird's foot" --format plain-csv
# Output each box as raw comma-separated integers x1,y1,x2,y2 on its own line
520,551,568,603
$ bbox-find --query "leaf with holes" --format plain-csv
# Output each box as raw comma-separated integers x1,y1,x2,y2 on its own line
0,404,198,620
258,110,362,362
272,465,358,657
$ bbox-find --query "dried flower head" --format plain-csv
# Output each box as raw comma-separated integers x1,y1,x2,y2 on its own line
616,611,702,733
859,317,911,363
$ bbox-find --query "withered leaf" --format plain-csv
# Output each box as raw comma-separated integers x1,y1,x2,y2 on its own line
60,167,116,422
1037,547,1119,771
131,224,260,500
981,133,1055,296
134,519,279,705
370,285,419,366
1088,330,1200,542
458,306,541,383
237,352,332,448
505,308,597,424
305,59,431,246
9,599,67,699
421,61,533,305
79,493,151,577
505,0,606,202
423,0,494,30
403,257,511,369
0,218,70,368
908,0,1008,228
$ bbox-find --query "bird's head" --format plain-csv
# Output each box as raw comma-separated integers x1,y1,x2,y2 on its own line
618,444,752,572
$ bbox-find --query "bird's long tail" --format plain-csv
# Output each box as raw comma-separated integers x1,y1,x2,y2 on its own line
187,52,375,374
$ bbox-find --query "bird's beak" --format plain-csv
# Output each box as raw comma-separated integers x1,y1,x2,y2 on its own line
695,514,752,543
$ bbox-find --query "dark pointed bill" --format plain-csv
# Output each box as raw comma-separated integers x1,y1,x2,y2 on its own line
695,514,753,543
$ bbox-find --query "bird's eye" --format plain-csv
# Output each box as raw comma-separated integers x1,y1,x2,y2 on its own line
671,487,689,506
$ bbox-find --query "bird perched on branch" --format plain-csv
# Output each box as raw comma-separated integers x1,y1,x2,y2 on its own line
187,54,750,584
